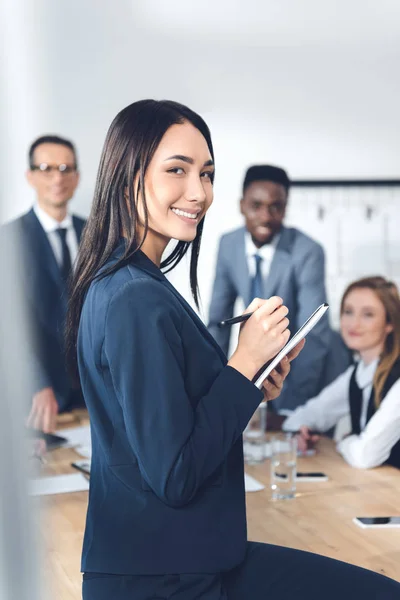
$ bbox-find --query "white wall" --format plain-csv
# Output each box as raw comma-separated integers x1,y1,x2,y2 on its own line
1,0,400,325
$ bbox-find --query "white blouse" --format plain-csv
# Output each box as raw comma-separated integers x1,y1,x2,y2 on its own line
282,358,400,469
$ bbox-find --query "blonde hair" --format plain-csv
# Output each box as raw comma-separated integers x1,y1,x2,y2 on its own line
340,276,400,407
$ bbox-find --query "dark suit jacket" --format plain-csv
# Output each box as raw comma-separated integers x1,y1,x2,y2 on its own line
208,226,351,411
78,242,263,574
2,208,86,411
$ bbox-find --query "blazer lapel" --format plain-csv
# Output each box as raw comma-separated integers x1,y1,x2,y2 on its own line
262,227,292,299
127,248,227,363
163,278,227,363
72,215,85,243
23,209,63,291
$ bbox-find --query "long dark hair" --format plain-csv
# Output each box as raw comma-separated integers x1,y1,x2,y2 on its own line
66,99,214,383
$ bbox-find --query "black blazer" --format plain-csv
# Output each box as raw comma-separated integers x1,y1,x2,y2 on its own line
2,208,86,411
78,242,263,575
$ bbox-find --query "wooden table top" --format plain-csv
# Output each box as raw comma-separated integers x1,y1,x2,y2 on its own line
36,413,400,599
245,438,400,582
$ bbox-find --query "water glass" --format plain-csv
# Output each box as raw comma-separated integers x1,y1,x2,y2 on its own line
270,433,297,499
243,402,267,464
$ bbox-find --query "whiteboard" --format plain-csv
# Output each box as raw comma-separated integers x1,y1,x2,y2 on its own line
287,181,400,323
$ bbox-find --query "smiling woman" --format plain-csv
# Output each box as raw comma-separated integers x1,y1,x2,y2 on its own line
65,100,400,600
135,123,215,264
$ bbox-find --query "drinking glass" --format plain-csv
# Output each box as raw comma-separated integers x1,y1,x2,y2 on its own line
243,402,267,465
270,433,297,499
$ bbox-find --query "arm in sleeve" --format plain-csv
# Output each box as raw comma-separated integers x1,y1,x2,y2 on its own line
30,352,52,394
337,380,400,469
24,299,53,395
282,367,353,432
104,280,263,508
276,244,330,411
207,237,238,356
0,224,53,395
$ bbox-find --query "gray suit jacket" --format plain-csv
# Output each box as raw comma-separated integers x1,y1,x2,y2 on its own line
208,226,351,411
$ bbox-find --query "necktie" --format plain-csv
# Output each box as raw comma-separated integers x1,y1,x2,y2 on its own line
250,254,263,300
55,227,72,283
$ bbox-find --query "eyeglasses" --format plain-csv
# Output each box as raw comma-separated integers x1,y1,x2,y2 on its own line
30,163,77,175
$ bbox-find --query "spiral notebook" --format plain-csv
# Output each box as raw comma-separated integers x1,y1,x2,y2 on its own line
252,303,329,389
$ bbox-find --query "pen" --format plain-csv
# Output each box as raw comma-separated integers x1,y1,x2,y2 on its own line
218,298,289,328
220,301,328,329
218,312,254,327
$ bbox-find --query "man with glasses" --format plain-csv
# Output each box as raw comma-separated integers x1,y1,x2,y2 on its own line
208,165,350,414
5,135,86,432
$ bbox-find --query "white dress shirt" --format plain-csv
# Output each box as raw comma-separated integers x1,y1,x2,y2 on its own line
282,358,400,469
244,231,280,280
34,203,79,267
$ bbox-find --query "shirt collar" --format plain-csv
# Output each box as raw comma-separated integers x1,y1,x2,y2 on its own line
244,230,280,259
355,357,379,389
34,203,73,233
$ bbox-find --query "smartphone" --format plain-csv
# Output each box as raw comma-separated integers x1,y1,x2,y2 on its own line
27,429,68,451
71,460,91,476
295,472,328,482
353,517,400,529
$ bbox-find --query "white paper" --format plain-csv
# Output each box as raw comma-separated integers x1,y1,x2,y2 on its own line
56,425,91,450
244,473,265,492
297,448,316,457
29,473,89,496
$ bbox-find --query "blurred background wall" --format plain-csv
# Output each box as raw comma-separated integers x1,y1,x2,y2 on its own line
1,0,400,319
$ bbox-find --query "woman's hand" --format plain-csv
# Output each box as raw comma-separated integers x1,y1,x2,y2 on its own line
228,296,290,381
262,339,305,401
296,425,320,453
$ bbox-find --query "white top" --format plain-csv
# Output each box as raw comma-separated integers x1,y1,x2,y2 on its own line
282,358,400,469
244,231,280,279
34,203,79,267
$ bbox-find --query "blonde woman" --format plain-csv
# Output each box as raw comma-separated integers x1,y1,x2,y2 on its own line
284,276,400,469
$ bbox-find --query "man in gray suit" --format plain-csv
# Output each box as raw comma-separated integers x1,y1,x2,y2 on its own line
208,165,351,413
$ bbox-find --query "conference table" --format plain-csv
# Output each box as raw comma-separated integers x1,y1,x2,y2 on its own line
37,412,400,599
